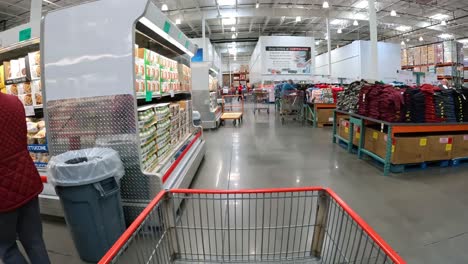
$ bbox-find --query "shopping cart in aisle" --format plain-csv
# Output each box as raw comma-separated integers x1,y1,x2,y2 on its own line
100,187,405,264
220,95,244,126
280,90,305,125
252,89,270,115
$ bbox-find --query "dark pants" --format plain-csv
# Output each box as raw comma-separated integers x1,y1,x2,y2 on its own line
0,198,50,264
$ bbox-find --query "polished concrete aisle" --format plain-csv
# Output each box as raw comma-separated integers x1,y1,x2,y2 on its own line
41,104,468,263
191,106,468,264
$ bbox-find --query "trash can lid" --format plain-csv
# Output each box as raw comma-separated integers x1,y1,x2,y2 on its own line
48,148,125,187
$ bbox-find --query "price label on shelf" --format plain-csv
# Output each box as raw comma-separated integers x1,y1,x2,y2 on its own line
24,105,35,116
170,90,175,97
145,91,153,102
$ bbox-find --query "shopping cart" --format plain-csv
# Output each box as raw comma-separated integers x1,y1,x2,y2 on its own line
100,187,405,264
252,89,270,115
280,90,305,125
220,95,244,126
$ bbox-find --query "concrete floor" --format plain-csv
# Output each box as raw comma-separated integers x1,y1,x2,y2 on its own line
40,104,468,263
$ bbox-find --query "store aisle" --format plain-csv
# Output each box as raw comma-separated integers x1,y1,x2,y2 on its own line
40,104,468,263
191,104,468,264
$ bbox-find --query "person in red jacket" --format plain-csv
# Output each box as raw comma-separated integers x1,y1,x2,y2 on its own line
0,93,50,264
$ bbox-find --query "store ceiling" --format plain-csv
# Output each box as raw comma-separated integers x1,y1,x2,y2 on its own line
0,0,467,58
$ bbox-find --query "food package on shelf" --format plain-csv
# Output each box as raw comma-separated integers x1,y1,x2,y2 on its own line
407,48,414,66
135,58,145,80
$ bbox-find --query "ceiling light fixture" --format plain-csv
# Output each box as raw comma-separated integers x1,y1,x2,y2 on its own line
430,13,449,20
296,16,302,22
315,40,320,45
256,2,259,8
353,20,359,26
337,28,342,34
161,3,168,11
419,36,423,41
401,40,405,45
330,19,346,25
222,17,236,25
232,33,237,39
322,1,329,8
217,0,236,6
406,38,410,42
438,33,453,39
390,10,397,16
354,1,368,9
175,18,181,24
395,25,411,32
441,20,447,26
231,26,236,32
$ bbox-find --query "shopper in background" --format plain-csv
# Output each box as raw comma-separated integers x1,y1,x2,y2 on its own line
0,93,51,264
281,79,297,95
238,84,243,101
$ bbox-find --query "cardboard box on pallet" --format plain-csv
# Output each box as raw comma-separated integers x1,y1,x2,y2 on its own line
452,135,468,159
338,118,350,140
317,109,334,124
426,135,453,161
366,128,427,164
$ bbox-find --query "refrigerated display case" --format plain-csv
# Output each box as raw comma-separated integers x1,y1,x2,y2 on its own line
191,61,222,129
41,0,205,222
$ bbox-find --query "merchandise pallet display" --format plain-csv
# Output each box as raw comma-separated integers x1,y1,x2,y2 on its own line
41,0,205,221
332,110,468,176
305,103,336,127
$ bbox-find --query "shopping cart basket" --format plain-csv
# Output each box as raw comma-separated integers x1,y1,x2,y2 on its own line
280,90,305,125
252,89,270,115
221,95,244,126
100,187,405,264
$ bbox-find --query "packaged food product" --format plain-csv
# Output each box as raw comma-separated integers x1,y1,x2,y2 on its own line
18,57,27,77
37,120,46,129
35,93,43,105
34,129,46,144
9,60,20,79
27,121,39,134
28,51,40,67
19,94,33,106
27,135,36,145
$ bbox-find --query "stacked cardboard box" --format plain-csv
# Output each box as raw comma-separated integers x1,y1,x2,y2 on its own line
443,41,457,63
427,44,435,64
452,135,468,159
364,128,427,164
421,45,428,65
414,46,421,66
435,43,444,64
407,48,414,66
317,109,334,124
401,49,408,66
338,118,360,145
426,135,453,161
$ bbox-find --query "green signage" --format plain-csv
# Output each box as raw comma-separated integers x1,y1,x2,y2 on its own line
145,91,153,102
19,28,31,42
163,21,171,34
185,40,190,49
178,32,183,40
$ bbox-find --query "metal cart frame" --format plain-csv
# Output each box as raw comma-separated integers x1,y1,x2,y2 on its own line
280,90,305,125
100,187,405,264
221,95,244,126
252,89,270,115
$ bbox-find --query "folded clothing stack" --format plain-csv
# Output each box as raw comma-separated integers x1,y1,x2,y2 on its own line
337,81,366,112
452,90,466,122
408,89,426,123
357,84,374,116
379,85,404,122
420,84,442,123
434,90,457,123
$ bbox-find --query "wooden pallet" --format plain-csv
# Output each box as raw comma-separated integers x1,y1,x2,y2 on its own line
451,157,468,166
317,122,333,128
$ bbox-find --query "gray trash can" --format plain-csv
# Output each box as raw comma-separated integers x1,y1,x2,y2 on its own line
48,148,126,263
